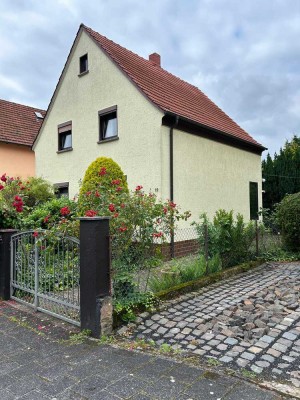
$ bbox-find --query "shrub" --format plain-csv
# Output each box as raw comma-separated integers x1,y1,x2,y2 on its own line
21,197,76,230
79,157,128,204
0,174,54,229
276,192,300,251
193,210,256,268
21,177,54,208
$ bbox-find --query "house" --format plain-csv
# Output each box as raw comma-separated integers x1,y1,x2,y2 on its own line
0,99,45,178
33,24,265,224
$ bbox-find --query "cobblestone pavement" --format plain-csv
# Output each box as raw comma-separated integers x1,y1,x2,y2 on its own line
125,263,300,390
0,301,287,400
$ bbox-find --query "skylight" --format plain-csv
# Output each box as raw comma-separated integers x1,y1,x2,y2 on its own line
35,111,43,119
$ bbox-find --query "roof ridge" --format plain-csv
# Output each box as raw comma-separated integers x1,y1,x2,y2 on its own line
0,98,45,113
80,24,263,150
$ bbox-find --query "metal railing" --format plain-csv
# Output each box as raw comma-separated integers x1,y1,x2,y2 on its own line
11,231,80,326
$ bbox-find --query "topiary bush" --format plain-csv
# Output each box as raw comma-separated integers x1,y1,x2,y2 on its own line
276,192,300,251
79,157,128,198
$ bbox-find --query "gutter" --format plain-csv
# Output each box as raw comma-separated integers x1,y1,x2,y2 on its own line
164,111,267,154
170,115,179,259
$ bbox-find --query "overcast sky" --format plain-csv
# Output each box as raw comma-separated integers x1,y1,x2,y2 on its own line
1,0,299,157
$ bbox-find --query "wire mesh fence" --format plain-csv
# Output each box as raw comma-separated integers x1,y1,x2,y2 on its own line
110,221,284,316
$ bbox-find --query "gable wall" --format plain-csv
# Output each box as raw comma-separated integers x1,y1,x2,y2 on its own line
34,30,164,198
161,125,262,224
0,143,35,177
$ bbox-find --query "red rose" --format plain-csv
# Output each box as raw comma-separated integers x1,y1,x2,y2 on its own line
113,212,119,218
152,232,163,238
60,206,71,216
12,196,23,213
0,185,3,190
116,186,122,192
0,174,7,182
169,201,176,208
111,179,121,185
99,167,107,176
108,204,115,212
95,191,100,198
33,231,38,238
119,226,128,232
135,185,143,191
85,210,97,217
43,215,50,223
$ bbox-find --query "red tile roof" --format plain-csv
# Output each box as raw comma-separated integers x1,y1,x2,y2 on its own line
0,99,45,147
83,25,263,150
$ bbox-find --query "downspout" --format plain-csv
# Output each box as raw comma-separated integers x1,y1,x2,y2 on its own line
170,115,179,259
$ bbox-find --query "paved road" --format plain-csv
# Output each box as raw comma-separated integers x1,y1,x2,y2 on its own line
0,301,288,400
126,263,300,389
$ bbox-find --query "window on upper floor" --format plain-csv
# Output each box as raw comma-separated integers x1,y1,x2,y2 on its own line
98,106,118,142
58,121,72,152
79,54,88,75
249,181,259,220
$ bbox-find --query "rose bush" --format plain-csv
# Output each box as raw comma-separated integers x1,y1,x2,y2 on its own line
0,174,54,229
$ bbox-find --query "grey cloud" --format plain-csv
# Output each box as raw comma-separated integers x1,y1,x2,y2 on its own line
0,0,299,157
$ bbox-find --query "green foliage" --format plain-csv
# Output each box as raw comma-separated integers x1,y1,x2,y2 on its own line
193,210,256,269
21,197,76,230
0,174,54,229
67,330,91,345
275,191,300,251
261,248,300,262
78,184,190,267
114,290,157,322
79,157,128,202
22,177,54,208
148,255,221,293
262,135,300,209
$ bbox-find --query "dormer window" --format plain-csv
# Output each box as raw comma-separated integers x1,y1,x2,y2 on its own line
79,54,88,75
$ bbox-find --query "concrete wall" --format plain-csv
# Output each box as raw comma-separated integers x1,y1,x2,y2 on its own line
34,30,163,198
161,126,262,225
0,143,35,177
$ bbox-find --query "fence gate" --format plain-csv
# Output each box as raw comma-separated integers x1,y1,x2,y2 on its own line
10,231,80,326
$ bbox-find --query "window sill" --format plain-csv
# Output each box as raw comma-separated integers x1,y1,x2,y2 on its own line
57,148,73,154
78,70,89,77
97,137,119,144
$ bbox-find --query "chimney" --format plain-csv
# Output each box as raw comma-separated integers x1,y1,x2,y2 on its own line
149,52,161,67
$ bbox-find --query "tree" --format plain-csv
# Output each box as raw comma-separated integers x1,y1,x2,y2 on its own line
262,135,300,209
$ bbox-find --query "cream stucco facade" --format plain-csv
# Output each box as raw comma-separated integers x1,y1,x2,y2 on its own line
34,30,164,198
161,126,262,225
0,143,35,177
34,28,263,224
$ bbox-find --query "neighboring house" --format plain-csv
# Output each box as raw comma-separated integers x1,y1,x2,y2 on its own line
33,24,265,224
0,99,45,178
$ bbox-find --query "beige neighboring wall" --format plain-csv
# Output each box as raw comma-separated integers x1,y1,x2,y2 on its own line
34,30,163,198
161,126,262,224
0,143,35,177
